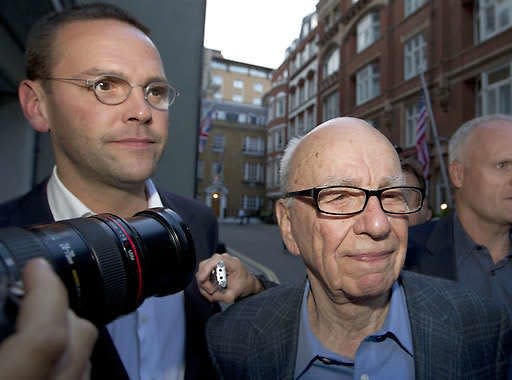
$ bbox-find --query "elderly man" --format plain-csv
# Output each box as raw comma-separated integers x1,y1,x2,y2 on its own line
405,114,512,317
206,117,511,379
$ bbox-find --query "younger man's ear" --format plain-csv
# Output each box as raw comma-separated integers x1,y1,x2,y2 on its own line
18,79,50,132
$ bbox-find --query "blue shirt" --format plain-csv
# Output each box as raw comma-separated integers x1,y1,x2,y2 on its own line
294,281,415,380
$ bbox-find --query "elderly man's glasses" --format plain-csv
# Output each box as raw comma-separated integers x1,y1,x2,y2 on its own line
284,185,425,216
43,75,179,111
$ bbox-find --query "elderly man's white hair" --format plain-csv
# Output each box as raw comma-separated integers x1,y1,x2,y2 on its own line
448,114,512,164
279,137,301,193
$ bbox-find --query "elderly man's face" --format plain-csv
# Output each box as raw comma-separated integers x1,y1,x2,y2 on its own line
278,119,408,302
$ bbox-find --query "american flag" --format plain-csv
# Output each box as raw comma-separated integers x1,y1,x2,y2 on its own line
198,108,214,153
415,94,430,179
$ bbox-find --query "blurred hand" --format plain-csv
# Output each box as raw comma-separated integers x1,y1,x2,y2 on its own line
0,258,98,380
196,253,264,303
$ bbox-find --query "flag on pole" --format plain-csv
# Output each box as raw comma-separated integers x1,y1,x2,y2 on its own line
198,108,214,153
415,94,430,180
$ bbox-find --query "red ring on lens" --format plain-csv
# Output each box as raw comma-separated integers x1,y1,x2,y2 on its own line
106,216,143,303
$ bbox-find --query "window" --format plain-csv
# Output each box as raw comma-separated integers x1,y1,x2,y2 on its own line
243,162,264,183
357,12,380,52
267,133,273,153
404,0,427,17
249,69,268,78
276,94,286,117
232,94,243,103
404,33,426,80
233,80,244,89
212,135,225,152
242,195,262,211
275,127,285,150
273,155,281,187
253,83,263,92
322,91,339,121
215,110,226,120
226,112,239,122
323,48,340,78
243,136,265,155
305,110,315,132
299,85,305,104
480,62,512,114
266,160,273,188
230,65,249,74
478,0,512,42
253,98,262,105
356,63,380,105
405,101,424,147
211,61,227,70
213,92,222,100
212,75,223,86
307,76,316,99
211,161,223,179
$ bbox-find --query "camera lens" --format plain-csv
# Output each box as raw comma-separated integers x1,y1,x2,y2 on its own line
0,207,195,325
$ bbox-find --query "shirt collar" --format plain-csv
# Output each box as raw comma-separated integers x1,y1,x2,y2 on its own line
47,166,163,221
295,280,413,377
453,212,512,260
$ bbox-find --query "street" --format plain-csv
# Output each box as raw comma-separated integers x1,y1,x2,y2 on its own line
218,221,306,285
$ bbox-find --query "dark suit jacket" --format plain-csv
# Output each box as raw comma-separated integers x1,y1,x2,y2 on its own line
206,271,512,379
0,180,221,380
404,213,458,280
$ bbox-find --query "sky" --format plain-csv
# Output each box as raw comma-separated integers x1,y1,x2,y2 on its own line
204,0,318,69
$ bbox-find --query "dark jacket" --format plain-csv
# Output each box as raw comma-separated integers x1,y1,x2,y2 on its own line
206,271,512,379
0,180,221,380
404,213,458,280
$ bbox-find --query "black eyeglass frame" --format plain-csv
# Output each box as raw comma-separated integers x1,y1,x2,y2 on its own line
283,185,425,216
42,75,180,110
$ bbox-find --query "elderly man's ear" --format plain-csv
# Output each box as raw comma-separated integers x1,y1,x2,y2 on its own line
18,80,51,132
275,199,300,256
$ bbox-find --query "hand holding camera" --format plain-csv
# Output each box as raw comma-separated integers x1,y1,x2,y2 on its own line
0,258,97,379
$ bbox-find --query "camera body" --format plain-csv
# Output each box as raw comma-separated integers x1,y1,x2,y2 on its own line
0,208,196,341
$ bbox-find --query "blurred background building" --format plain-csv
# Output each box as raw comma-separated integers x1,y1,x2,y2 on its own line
198,49,272,220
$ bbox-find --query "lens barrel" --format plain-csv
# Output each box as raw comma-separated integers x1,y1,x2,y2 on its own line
0,207,195,325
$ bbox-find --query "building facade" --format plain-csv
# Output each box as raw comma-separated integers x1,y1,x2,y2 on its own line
265,12,318,216
264,0,512,217
198,49,272,219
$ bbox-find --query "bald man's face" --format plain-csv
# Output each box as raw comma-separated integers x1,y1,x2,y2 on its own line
277,119,408,302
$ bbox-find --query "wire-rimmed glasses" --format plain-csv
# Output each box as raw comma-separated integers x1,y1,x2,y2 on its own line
43,75,179,111
283,185,425,216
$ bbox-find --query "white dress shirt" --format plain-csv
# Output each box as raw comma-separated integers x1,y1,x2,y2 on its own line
47,167,185,380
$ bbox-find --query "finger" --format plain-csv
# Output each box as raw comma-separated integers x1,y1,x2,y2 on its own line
17,258,69,331
196,253,225,281
0,259,69,378
54,310,97,380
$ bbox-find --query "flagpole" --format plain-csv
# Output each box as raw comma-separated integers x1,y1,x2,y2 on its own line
419,69,453,208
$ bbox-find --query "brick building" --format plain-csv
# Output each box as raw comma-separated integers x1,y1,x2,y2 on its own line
264,0,512,216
